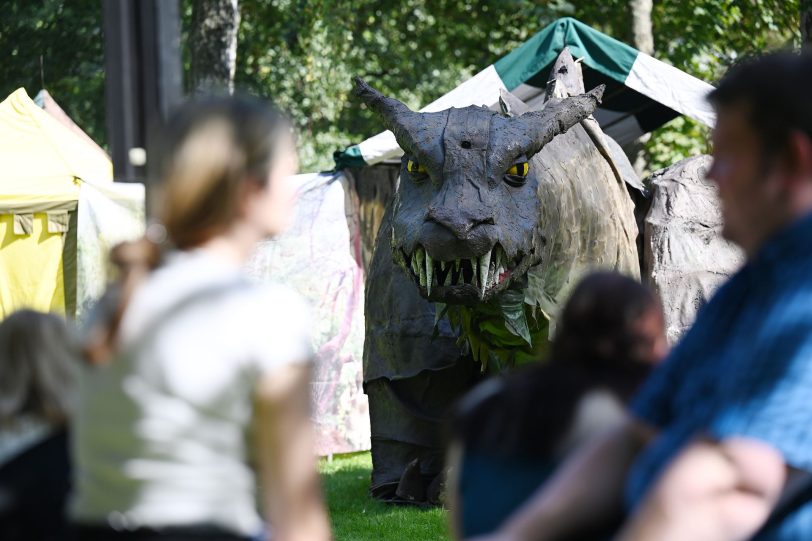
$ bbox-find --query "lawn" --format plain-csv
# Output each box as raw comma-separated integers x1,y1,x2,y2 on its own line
319,452,451,541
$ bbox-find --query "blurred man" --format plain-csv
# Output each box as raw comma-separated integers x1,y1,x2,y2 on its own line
470,51,812,541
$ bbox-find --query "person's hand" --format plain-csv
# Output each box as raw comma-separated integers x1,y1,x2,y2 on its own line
616,437,785,541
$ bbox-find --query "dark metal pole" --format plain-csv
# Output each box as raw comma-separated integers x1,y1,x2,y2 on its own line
102,0,140,181
102,0,182,192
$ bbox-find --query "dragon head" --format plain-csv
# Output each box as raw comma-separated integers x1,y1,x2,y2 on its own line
355,77,603,305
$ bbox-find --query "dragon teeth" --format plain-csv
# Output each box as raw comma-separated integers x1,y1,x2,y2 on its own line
444,268,452,286
416,248,426,287
479,249,492,298
426,253,434,296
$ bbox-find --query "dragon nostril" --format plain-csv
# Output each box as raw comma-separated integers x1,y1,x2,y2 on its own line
461,140,472,149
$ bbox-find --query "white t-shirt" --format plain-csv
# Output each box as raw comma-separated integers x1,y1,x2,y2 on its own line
72,250,312,536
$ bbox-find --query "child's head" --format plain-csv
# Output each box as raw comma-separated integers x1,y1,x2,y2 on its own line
156,95,297,249
552,272,667,393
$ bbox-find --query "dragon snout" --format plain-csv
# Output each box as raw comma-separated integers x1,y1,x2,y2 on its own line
426,205,495,241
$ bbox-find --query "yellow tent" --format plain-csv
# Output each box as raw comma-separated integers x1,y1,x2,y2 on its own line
0,88,113,318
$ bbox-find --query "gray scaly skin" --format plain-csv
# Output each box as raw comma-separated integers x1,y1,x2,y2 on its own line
547,47,646,194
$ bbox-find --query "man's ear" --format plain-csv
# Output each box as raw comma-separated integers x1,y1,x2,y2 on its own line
783,130,812,182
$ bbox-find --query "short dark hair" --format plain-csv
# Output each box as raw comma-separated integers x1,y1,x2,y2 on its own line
708,51,812,158
0,310,79,426
551,271,661,378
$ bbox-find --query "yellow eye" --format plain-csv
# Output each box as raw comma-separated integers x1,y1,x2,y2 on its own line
506,162,529,177
407,159,427,174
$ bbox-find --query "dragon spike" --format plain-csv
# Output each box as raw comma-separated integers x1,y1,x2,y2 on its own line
519,85,604,157
354,77,424,156
426,252,434,296
545,47,586,99
499,88,530,117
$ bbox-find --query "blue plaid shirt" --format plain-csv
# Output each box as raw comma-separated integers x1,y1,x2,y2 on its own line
628,212,812,540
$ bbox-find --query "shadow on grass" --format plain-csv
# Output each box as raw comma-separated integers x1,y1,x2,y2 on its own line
319,452,450,541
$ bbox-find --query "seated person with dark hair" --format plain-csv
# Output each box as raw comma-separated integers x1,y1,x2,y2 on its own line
448,272,667,539
0,310,79,541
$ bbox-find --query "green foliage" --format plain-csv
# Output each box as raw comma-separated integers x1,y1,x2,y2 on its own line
654,0,800,81
0,1,803,172
232,0,802,173
642,0,800,170
235,0,568,171
319,452,449,541
0,0,106,147
646,116,711,173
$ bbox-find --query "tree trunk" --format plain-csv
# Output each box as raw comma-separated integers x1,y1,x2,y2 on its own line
189,0,240,94
803,0,812,48
629,0,654,55
628,0,654,178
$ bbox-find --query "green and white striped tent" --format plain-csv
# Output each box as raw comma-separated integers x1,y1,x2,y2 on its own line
334,17,715,169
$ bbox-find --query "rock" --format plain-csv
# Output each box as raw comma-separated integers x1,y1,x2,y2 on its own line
644,155,744,343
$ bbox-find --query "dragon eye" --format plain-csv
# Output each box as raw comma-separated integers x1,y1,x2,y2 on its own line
407,159,427,174
506,162,529,177
504,161,529,187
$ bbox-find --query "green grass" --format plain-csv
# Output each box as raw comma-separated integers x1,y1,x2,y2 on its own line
319,452,451,541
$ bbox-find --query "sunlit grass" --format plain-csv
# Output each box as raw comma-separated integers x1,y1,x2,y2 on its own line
319,452,450,541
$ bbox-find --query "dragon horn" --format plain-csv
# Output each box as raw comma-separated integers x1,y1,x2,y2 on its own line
520,85,605,156
354,76,423,154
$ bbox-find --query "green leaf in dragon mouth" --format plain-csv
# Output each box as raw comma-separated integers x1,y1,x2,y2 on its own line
435,289,549,373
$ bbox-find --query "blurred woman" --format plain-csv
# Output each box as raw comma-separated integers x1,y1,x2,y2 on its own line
73,96,331,541
0,310,79,541
448,272,668,539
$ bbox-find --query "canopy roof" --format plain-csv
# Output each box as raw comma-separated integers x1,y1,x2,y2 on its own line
335,17,715,169
0,87,112,214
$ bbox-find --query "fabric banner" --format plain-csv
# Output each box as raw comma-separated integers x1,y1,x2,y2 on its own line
75,180,146,322
625,53,717,128
246,172,370,455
